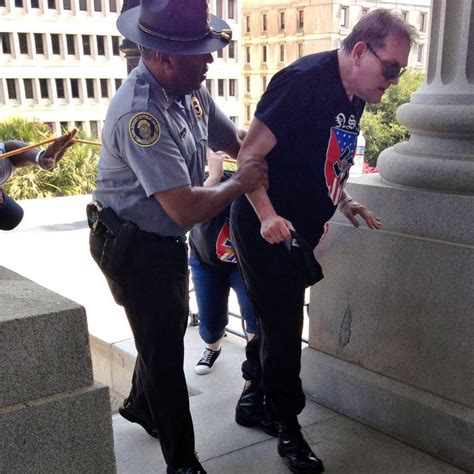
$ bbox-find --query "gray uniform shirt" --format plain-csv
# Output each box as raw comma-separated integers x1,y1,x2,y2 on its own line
94,59,237,236
0,143,14,186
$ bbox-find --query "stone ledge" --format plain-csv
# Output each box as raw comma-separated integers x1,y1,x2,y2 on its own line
0,266,94,408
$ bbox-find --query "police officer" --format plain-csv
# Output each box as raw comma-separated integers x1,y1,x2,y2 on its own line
0,131,76,230
88,1,267,473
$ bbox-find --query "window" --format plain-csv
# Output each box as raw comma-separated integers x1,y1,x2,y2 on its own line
420,12,427,32
7,79,17,99
55,78,65,98
31,0,39,7
66,34,75,55
1,33,11,54
112,36,120,55
227,0,235,20
14,0,23,7
298,43,303,58
298,9,304,29
82,35,91,55
63,0,71,9
230,116,237,124
86,78,94,98
39,79,49,99
94,0,101,11
100,78,108,97
23,79,34,99
246,105,251,121
262,76,267,91
109,0,117,12
205,79,212,95
70,78,80,98
217,79,224,96
60,122,69,132
216,0,222,18
246,76,250,92
262,45,267,63
262,14,267,32
18,33,29,54
79,0,87,11
279,44,284,62
362,8,369,16
34,33,44,54
115,78,122,91
229,79,236,97
97,36,105,55
228,40,235,59
280,12,285,30
0,0,5,6
48,0,56,9
245,16,250,33
417,43,424,63
402,11,408,22
217,47,223,59
246,46,250,63
341,6,349,28
51,34,61,54
75,121,83,130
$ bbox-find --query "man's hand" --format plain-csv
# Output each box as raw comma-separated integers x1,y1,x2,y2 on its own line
233,156,268,193
40,129,76,170
341,201,382,229
260,214,294,244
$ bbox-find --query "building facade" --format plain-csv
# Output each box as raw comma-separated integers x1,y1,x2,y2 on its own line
206,0,242,126
0,0,126,137
241,0,431,126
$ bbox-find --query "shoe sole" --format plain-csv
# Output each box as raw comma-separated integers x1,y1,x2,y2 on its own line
118,407,159,439
278,445,325,474
195,365,214,375
235,413,279,437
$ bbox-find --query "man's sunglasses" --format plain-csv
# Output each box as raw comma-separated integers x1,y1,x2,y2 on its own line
366,43,406,80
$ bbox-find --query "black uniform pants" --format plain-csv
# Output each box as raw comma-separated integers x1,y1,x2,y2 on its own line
230,204,307,425
90,231,195,469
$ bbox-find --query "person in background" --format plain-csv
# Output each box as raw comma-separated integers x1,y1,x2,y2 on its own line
0,131,76,230
230,9,417,474
190,150,257,375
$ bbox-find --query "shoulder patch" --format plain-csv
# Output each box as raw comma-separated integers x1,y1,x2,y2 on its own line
129,113,161,147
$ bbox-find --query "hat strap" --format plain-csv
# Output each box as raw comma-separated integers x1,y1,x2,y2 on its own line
138,22,232,43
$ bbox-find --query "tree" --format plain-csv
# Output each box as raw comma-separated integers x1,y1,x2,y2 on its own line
361,69,425,167
0,117,99,200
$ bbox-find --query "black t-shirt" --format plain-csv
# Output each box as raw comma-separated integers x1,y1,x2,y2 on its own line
190,171,237,269
233,50,365,248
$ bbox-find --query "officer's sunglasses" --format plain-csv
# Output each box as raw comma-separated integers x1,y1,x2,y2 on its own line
366,43,406,80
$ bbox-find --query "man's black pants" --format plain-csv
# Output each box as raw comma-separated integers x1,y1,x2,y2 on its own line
90,231,195,469
230,204,307,425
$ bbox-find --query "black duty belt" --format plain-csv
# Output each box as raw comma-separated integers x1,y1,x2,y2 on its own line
134,228,186,244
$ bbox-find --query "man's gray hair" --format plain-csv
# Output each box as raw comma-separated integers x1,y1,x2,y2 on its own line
342,9,419,52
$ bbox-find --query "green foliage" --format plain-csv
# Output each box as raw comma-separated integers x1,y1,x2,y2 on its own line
1,117,99,200
361,69,425,167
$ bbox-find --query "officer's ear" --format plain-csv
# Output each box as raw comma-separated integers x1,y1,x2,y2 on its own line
157,52,174,70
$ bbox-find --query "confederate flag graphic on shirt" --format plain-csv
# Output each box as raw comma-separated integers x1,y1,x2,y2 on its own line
216,218,237,263
324,127,358,205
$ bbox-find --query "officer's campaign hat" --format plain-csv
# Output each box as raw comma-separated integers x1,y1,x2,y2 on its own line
117,0,232,55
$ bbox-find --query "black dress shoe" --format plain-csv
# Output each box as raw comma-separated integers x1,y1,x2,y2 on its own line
166,468,206,474
278,428,324,473
235,382,279,437
118,399,159,439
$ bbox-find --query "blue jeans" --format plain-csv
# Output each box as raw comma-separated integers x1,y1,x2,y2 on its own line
189,253,257,344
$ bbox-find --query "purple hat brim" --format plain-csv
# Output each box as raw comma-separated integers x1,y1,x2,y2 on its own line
117,6,231,55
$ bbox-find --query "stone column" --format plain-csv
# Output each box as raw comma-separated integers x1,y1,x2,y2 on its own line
119,0,140,74
377,0,474,193
301,1,474,470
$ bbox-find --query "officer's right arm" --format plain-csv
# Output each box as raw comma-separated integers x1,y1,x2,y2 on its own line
155,155,267,227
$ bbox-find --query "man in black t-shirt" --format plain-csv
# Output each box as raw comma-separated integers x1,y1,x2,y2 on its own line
230,10,417,474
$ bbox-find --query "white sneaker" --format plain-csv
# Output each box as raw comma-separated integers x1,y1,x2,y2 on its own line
195,347,221,375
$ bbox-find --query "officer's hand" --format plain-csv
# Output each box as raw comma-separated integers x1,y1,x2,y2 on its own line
341,201,382,230
207,151,225,181
234,156,268,193
40,129,77,170
260,214,294,244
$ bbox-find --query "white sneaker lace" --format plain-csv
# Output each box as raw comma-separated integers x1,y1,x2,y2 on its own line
199,348,216,365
